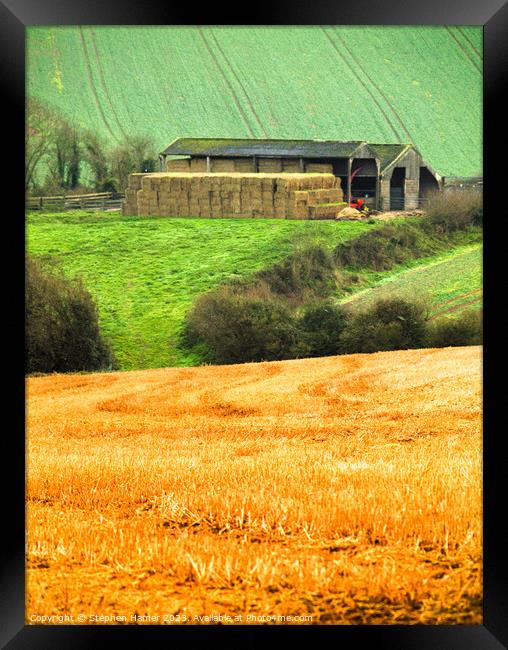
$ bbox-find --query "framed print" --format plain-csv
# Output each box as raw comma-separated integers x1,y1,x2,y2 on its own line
3,0,507,647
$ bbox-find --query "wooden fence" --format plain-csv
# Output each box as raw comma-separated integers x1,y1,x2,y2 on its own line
26,192,124,212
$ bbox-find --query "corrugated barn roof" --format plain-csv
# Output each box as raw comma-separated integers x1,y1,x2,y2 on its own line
161,138,378,160
368,144,411,171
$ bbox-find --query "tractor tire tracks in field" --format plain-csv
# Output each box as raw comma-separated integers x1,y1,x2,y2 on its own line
429,289,482,320
78,27,121,144
455,27,482,61
330,27,416,145
322,27,412,144
206,30,268,138
89,29,130,142
197,27,257,138
445,27,482,74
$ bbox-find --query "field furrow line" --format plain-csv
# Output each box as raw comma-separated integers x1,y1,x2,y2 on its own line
456,27,482,60
197,28,256,138
429,295,482,320
445,27,482,74
320,27,401,142
89,29,130,141
324,27,413,144
78,27,121,143
207,30,268,138
434,288,482,310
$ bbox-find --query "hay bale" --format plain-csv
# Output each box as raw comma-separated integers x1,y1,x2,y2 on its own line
234,159,255,172
130,171,340,218
306,188,343,205
282,159,301,173
305,163,333,174
258,158,282,173
211,159,236,172
166,158,190,171
290,206,309,220
127,173,148,192
190,158,208,172
293,190,309,206
309,204,343,220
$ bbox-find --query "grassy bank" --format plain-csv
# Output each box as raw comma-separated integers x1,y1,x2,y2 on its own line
26,210,371,369
337,241,482,319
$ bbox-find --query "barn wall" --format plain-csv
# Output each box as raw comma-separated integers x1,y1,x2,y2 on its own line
351,158,378,176
419,167,440,198
404,180,419,209
380,178,391,211
380,149,423,209
354,143,377,159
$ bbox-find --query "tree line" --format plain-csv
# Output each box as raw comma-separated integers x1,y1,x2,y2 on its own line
26,97,158,195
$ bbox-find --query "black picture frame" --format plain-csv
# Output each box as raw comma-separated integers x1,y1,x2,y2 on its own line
3,0,506,647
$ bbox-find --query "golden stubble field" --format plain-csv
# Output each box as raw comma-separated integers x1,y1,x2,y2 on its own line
26,346,482,625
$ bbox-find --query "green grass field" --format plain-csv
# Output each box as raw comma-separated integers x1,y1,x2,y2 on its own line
26,211,372,369
338,243,482,319
26,26,482,178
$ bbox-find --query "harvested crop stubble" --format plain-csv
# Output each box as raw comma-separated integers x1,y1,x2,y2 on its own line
26,346,482,625
125,172,344,219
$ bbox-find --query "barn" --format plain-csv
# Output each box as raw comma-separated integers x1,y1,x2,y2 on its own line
159,138,448,211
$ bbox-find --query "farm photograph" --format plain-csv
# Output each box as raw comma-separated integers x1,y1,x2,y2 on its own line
25,26,482,625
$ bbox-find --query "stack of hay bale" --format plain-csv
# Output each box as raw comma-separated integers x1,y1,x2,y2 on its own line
122,172,345,219
122,173,146,216
165,158,191,172
166,157,256,173
305,162,334,174
209,159,236,172
189,158,207,172
258,158,282,173
282,159,301,172
233,159,256,172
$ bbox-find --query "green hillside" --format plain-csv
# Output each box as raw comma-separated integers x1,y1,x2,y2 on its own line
26,211,371,370
339,244,482,319
26,26,482,178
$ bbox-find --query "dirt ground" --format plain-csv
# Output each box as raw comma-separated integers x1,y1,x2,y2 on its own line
372,209,426,221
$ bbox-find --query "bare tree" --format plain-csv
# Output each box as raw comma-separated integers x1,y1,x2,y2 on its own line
25,98,58,192
127,134,157,173
109,135,157,192
47,119,82,190
82,131,111,191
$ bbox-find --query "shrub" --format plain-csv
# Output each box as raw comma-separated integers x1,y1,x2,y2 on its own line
26,257,115,374
256,244,339,299
471,207,483,227
299,303,348,357
333,222,437,271
182,286,306,364
421,189,483,234
427,310,482,348
339,297,429,354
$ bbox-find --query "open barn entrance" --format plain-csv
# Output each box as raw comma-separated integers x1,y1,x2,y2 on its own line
419,167,439,205
351,159,377,208
390,167,405,210
330,159,349,201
